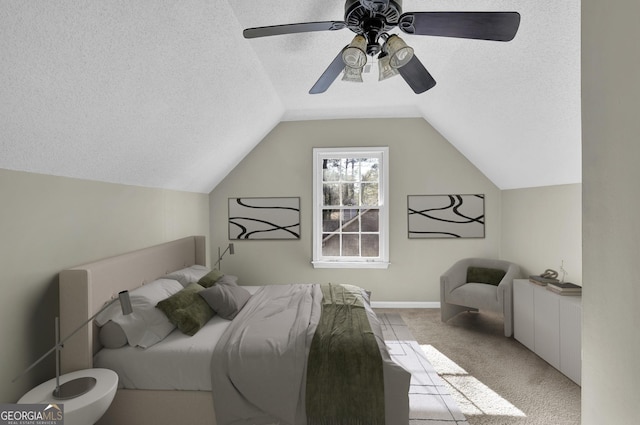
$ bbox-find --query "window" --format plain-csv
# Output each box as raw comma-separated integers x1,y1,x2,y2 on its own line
312,147,389,268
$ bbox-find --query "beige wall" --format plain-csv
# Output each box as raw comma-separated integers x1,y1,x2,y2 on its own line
210,118,503,303
501,184,582,284
582,0,640,423
0,169,209,403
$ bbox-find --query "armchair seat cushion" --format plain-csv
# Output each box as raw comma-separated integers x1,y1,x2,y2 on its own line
448,283,500,312
466,266,506,286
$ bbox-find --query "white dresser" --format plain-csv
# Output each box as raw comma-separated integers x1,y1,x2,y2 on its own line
513,278,582,385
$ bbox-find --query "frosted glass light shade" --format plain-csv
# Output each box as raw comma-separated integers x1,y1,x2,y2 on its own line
378,53,399,81
387,35,414,69
342,35,367,69
342,65,364,82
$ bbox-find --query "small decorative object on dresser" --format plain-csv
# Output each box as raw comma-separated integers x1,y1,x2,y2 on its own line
546,281,582,295
528,269,559,286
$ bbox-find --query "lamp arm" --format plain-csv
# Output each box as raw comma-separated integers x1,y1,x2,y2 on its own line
215,245,230,269
215,243,235,270
13,295,120,383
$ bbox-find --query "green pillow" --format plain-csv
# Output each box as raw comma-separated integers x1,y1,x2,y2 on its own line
466,266,506,286
198,269,224,288
156,283,214,336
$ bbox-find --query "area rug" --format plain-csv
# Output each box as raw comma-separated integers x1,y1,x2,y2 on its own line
379,313,469,425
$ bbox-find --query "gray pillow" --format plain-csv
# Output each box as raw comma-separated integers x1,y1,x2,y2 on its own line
199,284,251,320
99,320,128,348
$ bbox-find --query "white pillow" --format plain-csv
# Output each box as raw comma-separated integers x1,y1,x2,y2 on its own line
216,274,239,287
95,278,183,348
165,265,211,287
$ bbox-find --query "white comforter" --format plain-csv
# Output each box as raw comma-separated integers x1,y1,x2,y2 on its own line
210,284,411,425
211,284,321,425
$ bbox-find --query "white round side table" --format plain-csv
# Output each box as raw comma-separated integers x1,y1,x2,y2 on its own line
19,368,118,425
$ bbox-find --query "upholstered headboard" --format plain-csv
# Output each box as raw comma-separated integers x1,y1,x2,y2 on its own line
59,236,206,373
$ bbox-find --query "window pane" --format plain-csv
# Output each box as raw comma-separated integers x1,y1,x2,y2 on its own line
342,234,360,256
361,209,379,232
323,183,340,206
362,234,379,257
341,183,358,206
341,158,360,181
361,158,379,182
322,209,340,232
361,183,378,206
342,209,360,232
323,159,341,182
322,233,340,256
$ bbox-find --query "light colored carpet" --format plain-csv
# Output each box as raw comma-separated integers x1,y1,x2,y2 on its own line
376,308,581,425
379,313,468,425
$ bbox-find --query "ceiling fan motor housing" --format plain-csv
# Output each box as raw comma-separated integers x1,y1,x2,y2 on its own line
345,0,403,55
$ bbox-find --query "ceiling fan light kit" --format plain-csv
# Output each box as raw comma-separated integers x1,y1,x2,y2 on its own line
342,65,364,83
385,34,414,69
243,0,520,94
378,52,399,81
342,35,368,69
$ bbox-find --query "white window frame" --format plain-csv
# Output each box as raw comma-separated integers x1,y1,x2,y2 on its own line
312,147,389,269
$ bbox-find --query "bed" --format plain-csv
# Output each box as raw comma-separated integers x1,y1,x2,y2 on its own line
59,236,410,425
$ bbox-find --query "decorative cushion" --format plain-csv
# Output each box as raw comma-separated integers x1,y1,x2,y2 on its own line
199,284,251,320
156,282,214,335
165,265,211,287
198,269,224,288
94,278,183,348
99,320,128,348
466,266,506,286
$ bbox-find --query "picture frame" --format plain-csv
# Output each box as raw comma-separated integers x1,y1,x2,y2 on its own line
228,197,301,240
407,194,485,239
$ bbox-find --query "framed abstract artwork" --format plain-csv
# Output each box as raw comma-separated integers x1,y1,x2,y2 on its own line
407,194,485,239
228,197,301,240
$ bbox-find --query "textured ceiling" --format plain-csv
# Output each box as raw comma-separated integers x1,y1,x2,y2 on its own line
0,0,581,193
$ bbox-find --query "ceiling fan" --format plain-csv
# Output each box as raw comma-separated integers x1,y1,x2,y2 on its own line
243,0,520,94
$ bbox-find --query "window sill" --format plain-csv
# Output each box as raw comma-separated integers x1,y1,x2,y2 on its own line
311,261,390,269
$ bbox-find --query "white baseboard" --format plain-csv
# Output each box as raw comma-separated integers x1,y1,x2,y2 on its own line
371,301,440,309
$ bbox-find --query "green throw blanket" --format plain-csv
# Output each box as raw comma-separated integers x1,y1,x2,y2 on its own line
306,283,385,425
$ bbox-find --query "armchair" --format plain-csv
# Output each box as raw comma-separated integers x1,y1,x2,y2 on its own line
440,258,521,337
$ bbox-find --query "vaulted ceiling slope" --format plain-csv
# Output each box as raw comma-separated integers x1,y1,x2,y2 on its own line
0,1,580,193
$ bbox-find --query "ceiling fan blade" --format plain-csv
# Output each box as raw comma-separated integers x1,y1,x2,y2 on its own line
399,11,521,41
309,47,348,94
398,55,437,94
243,21,347,39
